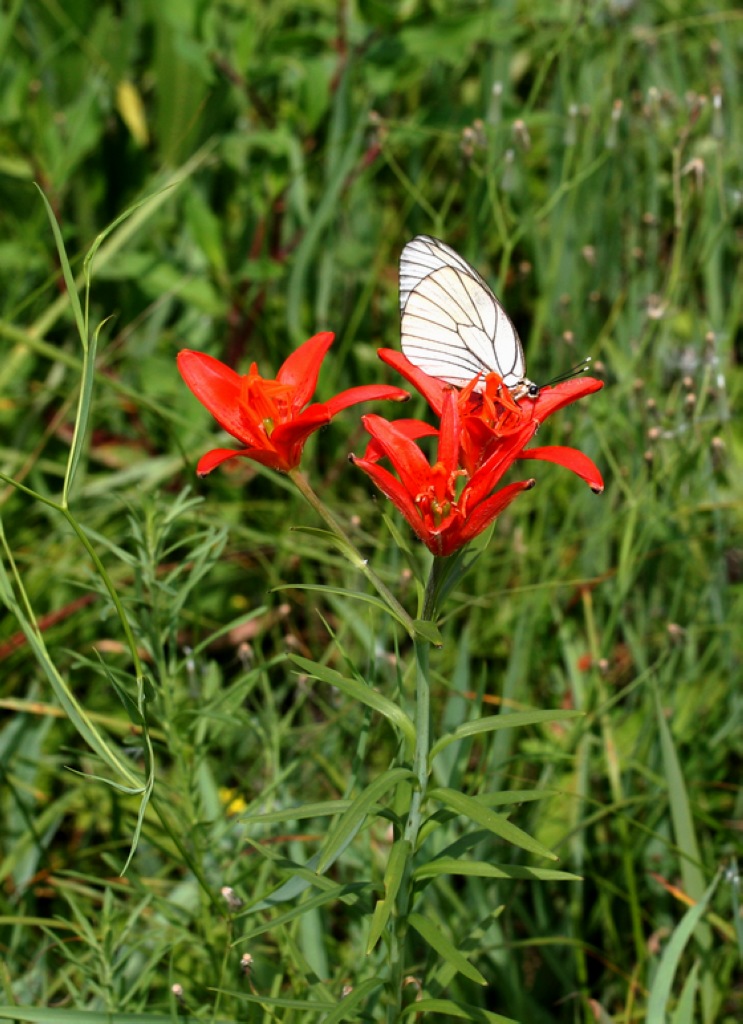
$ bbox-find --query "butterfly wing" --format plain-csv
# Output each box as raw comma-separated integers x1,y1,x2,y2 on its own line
399,235,526,389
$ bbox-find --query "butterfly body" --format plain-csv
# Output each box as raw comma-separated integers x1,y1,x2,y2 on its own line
399,235,539,400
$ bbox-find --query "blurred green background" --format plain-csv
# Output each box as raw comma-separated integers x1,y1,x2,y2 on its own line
1,1,741,1021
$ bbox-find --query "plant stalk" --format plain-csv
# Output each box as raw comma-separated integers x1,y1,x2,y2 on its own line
387,559,439,1021
288,468,418,639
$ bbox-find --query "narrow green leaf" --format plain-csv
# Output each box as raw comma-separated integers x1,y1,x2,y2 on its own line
242,881,370,942
412,618,444,646
428,788,557,861
286,98,368,343
413,857,581,882
290,655,415,746
366,838,411,953
646,871,720,1024
243,799,352,827
671,960,701,1024
402,999,519,1023
654,688,706,900
430,709,583,760
0,526,141,791
280,582,396,618
321,977,384,1023
35,185,86,344
318,767,415,873
30,144,214,342
0,1011,232,1023
408,912,487,985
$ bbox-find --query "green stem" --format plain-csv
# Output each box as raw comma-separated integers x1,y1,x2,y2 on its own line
0,471,145,683
387,559,439,1021
288,468,418,639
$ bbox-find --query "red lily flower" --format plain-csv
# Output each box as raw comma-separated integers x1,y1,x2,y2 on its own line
378,348,605,488
352,351,604,556
352,390,538,557
177,332,409,475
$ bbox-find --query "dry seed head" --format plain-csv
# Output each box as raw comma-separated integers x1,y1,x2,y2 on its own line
682,157,705,188
172,984,184,1001
684,392,697,416
488,82,503,125
460,125,476,158
403,976,423,998
646,397,658,415
710,436,726,471
562,330,575,345
645,294,667,319
237,642,253,669
241,953,253,975
633,378,645,393
647,426,662,442
518,260,532,277
667,622,686,642
712,86,724,138
581,245,596,265
645,86,660,119
500,148,517,191
512,119,531,149
606,100,622,148
221,886,243,910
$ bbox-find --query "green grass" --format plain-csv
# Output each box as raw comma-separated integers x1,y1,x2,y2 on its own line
1,1,741,1022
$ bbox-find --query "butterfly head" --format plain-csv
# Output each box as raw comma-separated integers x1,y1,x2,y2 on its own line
509,378,540,402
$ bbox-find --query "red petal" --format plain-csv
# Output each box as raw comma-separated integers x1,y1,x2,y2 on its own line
464,425,533,508
361,419,438,463
458,479,536,546
525,377,604,423
437,389,460,474
361,414,433,497
377,349,448,415
196,447,251,475
178,350,255,443
270,403,332,463
277,332,334,409
324,383,409,417
351,456,432,547
196,447,295,474
519,445,604,492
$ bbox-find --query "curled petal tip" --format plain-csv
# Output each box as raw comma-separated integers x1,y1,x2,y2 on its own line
525,478,537,490
591,484,604,494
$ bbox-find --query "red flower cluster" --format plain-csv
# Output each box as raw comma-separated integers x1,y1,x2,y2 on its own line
351,349,604,556
177,332,409,475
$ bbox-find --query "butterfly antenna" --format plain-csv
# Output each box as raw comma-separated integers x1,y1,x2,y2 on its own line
544,356,592,387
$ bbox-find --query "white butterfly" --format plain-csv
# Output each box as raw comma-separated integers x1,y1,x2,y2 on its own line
399,235,539,400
